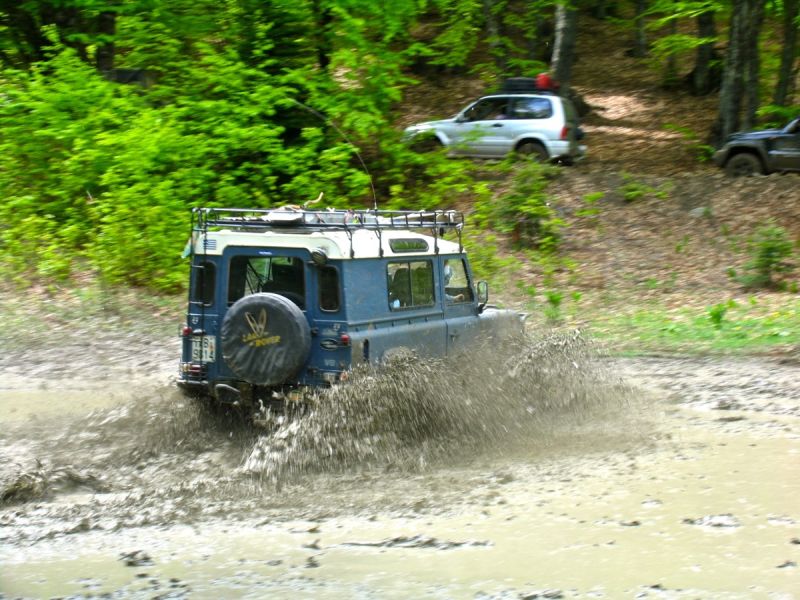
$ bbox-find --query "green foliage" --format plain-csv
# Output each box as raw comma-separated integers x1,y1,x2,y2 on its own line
663,123,715,162
0,1,476,291
516,280,537,297
1,0,793,295
757,104,798,128
473,159,563,252
735,223,795,290
707,302,728,328
461,228,515,283
427,0,484,68
619,173,670,203
650,34,716,63
543,289,563,322
592,298,800,354
575,191,604,218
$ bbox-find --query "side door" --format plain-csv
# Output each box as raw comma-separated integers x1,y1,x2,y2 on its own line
769,120,800,171
440,256,479,353
383,258,447,359
451,97,512,156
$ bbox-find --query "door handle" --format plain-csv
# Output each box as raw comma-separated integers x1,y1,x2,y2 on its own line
491,123,504,128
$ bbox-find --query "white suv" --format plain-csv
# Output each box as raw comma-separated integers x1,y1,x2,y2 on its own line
404,92,586,162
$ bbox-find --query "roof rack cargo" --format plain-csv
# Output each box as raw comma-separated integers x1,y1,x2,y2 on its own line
193,207,464,232
498,76,557,95
190,207,465,258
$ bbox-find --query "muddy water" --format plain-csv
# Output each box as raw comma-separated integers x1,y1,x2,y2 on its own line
1,338,799,599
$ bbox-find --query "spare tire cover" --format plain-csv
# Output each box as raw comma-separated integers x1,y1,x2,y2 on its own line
221,293,311,386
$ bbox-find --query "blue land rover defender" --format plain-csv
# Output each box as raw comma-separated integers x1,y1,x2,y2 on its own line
177,207,524,410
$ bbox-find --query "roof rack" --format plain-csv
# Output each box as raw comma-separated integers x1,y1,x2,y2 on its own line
191,207,465,257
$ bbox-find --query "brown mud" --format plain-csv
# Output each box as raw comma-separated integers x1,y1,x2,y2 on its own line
1,330,798,599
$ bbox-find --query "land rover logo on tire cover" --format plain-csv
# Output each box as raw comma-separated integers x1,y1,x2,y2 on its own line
221,293,311,386
242,309,281,347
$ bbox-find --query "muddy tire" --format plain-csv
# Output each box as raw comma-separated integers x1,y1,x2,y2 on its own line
411,132,443,153
725,153,763,177
516,141,549,161
221,293,311,386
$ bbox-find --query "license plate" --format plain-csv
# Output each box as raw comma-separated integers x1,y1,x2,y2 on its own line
191,336,216,362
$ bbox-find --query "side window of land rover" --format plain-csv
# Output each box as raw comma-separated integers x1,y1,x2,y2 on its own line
387,260,434,310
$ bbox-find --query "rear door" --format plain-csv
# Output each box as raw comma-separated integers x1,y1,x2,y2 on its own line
220,247,310,378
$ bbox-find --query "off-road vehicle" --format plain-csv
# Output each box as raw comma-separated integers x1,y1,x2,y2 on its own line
713,116,800,176
403,80,585,163
177,207,525,413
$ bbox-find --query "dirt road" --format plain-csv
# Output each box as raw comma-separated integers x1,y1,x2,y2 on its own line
1,335,798,599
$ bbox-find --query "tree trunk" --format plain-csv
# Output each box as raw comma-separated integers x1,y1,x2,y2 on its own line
312,0,333,71
773,0,799,106
742,0,765,129
483,0,506,74
551,2,578,94
1,2,48,66
95,11,116,73
690,10,718,95
591,1,618,19
631,0,648,58
43,4,89,62
711,0,766,146
663,16,679,87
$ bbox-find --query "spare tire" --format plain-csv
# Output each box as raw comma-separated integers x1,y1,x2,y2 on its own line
221,293,311,386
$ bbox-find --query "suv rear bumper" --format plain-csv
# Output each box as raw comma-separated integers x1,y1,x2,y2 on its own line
548,140,587,161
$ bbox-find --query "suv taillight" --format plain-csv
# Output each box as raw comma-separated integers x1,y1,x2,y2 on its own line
560,125,570,140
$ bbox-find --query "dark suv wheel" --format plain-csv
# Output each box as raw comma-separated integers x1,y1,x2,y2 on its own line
725,153,764,177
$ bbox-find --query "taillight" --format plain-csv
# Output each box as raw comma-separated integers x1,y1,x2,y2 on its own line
339,333,351,346
560,125,569,140
181,326,193,337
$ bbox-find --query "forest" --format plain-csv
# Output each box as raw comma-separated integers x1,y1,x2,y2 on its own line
0,0,798,292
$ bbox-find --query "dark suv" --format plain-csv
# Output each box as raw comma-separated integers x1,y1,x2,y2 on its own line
713,117,800,176
177,207,525,416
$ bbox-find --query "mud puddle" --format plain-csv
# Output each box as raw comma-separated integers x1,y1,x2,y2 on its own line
1,338,799,598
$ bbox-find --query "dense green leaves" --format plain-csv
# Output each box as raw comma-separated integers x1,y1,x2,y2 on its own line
0,0,796,290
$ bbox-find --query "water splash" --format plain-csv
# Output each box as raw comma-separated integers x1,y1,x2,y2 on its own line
243,331,639,483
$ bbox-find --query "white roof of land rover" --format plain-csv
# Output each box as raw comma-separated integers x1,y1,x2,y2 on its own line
190,207,465,259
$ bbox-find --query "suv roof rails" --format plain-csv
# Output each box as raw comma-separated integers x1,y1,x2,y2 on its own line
191,207,466,257
498,76,559,95
193,207,464,232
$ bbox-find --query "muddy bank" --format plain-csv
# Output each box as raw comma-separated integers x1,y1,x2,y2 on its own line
1,331,799,598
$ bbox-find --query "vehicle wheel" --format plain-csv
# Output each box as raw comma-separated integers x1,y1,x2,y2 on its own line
411,133,443,153
725,153,763,177
221,293,311,386
516,141,549,162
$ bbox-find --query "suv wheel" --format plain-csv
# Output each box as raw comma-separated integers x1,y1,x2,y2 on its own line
516,141,548,162
725,153,763,177
411,133,443,153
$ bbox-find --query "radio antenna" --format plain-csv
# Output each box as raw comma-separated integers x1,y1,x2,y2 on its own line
287,98,378,211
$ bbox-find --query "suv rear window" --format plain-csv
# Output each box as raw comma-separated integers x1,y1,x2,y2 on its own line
318,265,340,312
509,97,553,119
228,255,305,305
192,260,216,306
